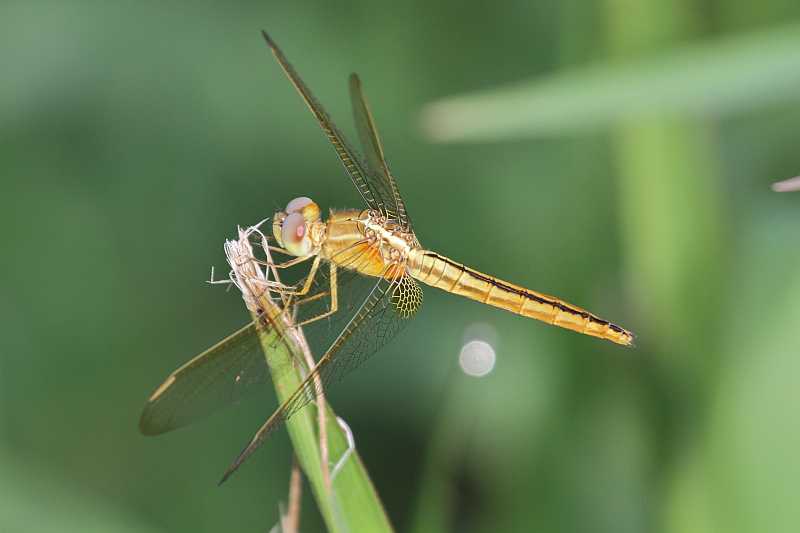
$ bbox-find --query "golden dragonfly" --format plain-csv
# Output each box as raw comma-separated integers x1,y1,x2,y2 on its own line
140,31,634,483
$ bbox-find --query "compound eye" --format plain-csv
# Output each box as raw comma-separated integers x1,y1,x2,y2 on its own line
285,196,321,223
285,197,313,213
281,212,312,256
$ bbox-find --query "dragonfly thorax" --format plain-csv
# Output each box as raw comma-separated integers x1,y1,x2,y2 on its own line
317,208,417,279
361,210,417,263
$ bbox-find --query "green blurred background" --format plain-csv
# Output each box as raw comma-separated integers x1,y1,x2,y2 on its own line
3,1,800,531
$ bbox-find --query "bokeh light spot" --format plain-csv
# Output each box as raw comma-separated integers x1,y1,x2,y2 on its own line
459,340,496,377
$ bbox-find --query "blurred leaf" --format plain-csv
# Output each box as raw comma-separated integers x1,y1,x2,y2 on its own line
772,176,800,192
0,448,161,533
664,216,800,533
705,218,800,533
617,119,726,370
421,24,800,141
409,332,565,532
663,448,715,533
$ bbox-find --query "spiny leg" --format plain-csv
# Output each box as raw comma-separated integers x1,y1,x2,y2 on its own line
251,255,323,298
251,253,314,270
265,244,295,255
283,241,377,325
252,238,305,259
275,255,328,322
242,277,308,297
293,262,338,328
292,255,322,297
274,241,368,322
288,290,329,308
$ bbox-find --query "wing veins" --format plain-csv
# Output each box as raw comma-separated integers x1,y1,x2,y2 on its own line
348,73,411,229
219,273,408,483
261,31,378,211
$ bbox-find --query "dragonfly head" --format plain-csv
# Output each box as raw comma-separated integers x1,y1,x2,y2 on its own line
272,196,321,256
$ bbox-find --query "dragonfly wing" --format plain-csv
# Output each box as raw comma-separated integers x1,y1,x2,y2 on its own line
261,31,384,213
139,251,375,436
348,73,412,230
219,273,423,483
139,321,270,435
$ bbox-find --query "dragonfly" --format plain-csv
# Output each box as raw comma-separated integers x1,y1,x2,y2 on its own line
140,31,635,483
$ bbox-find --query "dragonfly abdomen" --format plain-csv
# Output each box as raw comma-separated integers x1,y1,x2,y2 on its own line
408,250,633,346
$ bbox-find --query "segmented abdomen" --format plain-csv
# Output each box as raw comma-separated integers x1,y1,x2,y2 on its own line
408,250,633,346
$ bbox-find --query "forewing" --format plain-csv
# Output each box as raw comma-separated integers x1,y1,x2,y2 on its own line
219,274,423,482
261,31,381,212
349,73,412,230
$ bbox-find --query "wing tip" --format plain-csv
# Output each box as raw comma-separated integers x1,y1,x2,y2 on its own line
138,409,159,436
217,441,253,486
139,401,177,436
218,401,290,484
217,469,234,486
261,30,282,56
138,375,176,435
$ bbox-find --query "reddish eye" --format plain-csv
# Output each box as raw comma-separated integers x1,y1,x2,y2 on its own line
281,212,311,256
282,213,305,244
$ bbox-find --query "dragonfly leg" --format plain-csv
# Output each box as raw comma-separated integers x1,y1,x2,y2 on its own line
250,237,302,259
288,290,329,307
293,262,338,327
292,255,322,296
250,253,314,269
242,277,300,293
268,254,324,319
266,244,294,255
245,256,324,299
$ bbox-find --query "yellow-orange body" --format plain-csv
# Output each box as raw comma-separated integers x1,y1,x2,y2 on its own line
316,208,633,346
138,33,637,488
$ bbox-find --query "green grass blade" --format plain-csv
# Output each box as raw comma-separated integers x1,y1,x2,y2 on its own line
420,24,800,141
250,302,393,533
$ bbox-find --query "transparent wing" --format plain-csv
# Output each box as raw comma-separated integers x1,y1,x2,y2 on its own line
139,322,266,435
220,273,423,483
349,73,412,230
261,31,406,222
139,261,371,436
138,235,421,435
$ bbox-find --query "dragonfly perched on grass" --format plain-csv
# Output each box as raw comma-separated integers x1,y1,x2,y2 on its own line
140,31,634,483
